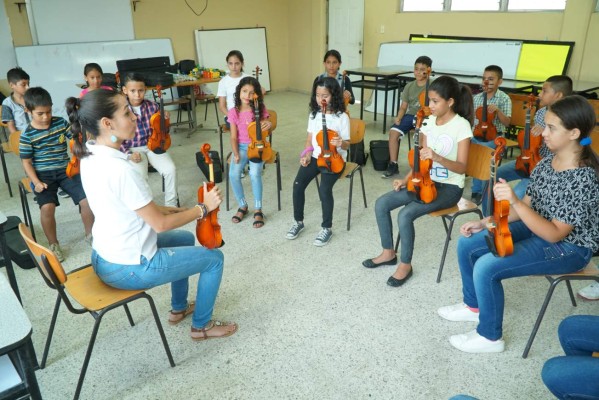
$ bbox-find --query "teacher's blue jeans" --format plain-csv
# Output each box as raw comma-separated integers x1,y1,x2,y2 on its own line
374,182,462,264
92,230,224,329
457,221,592,340
481,160,529,217
229,143,264,209
542,315,599,399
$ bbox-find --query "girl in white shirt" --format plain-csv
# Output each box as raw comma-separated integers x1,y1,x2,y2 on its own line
66,89,237,341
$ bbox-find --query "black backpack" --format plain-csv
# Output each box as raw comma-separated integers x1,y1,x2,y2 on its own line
349,140,369,166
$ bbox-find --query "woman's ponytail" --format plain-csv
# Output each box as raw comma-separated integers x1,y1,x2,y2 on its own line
65,96,89,158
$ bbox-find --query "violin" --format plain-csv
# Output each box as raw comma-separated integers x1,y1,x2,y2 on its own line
515,94,541,175
66,138,80,178
315,99,345,174
247,93,272,163
473,81,498,141
417,67,432,117
406,110,436,203
196,143,224,249
484,137,513,257
148,85,171,154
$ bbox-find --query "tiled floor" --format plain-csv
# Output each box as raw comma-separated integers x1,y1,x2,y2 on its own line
0,90,596,400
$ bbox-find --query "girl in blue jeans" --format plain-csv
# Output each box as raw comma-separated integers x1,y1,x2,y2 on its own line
438,95,599,353
66,89,237,341
363,76,474,287
542,315,599,399
228,76,271,228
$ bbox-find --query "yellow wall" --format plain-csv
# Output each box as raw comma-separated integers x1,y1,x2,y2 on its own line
3,0,599,96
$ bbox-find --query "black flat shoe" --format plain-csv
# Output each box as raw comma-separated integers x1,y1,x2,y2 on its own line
386,269,413,287
362,256,397,269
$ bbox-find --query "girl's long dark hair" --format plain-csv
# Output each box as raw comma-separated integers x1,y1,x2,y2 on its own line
548,95,599,174
309,76,345,118
65,89,122,158
428,75,474,126
233,77,266,119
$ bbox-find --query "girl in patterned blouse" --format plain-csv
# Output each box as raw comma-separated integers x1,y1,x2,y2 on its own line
438,95,599,354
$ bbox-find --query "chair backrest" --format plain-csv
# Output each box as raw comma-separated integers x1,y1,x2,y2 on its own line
349,118,365,145
508,93,530,129
267,109,277,132
19,223,68,286
9,130,21,156
466,142,494,181
591,127,599,156
588,98,599,122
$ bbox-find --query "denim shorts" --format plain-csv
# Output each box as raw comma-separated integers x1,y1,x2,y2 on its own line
389,114,415,137
34,169,86,207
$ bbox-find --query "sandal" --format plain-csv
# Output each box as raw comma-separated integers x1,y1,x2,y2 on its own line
253,211,265,228
231,207,248,223
168,301,195,325
191,320,238,341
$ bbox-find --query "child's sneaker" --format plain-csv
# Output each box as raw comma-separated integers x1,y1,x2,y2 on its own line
313,228,332,247
381,162,399,179
58,189,70,198
577,282,599,301
49,243,65,262
286,222,304,240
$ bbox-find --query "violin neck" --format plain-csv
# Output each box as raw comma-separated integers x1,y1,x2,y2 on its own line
321,111,329,151
523,107,531,150
254,105,262,141
413,131,421,173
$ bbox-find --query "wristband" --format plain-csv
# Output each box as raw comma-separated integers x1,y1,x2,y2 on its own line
195,203,208,219
300,146,314,158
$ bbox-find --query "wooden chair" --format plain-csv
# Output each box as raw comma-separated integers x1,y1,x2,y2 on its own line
395,143,492,282
591,127,599,155
315,118,368,231
18,224,175,400
588,98,599,122
522,262,599,358
0,125,12,197
225,110,281,211
9,131,35,239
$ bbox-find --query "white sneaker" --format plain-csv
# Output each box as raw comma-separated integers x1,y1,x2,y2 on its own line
438,303,480,322
449,329,505,353
49,243,65,263
577,282,599,301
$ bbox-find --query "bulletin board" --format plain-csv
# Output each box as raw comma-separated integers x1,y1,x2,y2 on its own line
195,28,271,92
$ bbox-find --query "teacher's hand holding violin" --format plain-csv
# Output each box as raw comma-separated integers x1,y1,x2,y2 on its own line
200,181,223,213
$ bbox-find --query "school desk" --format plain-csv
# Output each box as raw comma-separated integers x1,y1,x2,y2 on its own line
396,71,539,94
345,66,413,133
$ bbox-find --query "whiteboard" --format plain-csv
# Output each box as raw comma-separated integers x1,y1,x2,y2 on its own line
377,41,522,79
195,28,271,93
0,3,17,81
30,0,134,45
15,39,175,117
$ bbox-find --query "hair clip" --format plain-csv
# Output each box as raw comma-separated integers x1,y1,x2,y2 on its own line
580,137,592,146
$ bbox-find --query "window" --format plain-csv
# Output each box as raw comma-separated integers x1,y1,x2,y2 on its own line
451,0,500,11
507,0,566,11
401,0,444,12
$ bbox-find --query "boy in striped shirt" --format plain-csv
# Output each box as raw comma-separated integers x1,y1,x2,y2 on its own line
19,87,94,261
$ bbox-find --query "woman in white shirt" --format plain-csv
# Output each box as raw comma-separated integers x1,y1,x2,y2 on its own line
66,89,237,341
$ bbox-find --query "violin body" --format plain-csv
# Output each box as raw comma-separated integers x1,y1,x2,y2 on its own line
485,137,513,257
196,144,224,249
406,110,436,203
515,94,541,175
66,138,80,178
417,75,432,118
147,85,171,154
316,100,345,174
247,94,272,163
473,82,498,141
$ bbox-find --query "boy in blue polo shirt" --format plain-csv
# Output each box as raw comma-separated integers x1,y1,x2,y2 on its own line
19,87,94,261
1,67,30,134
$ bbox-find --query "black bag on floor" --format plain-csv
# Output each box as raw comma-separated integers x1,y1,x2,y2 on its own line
196,151,223,183
1,216,35,270
369,140,390,171
349,140,369,166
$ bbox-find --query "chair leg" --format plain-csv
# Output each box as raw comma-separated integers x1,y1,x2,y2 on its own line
218,127,224,164
565,280,577,306
213,100,220,127
347,173,355,231
123,304,135,327
19,182,36,241
522,276,561,359
359,168,367,208
394,233,400,253
74,313,106,400
41,294,62,369
225,154,230,211
143,294,176,368
276,154,281,211
436,216,456,283
0,146,12,197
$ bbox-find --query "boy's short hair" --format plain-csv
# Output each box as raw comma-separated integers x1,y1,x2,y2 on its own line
545,75,573,96
414,56,432,68
122,72,147,86
484,65,503,80
7,67,30,84
24,87,53,111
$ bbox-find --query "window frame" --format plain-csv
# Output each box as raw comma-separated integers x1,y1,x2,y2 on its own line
399,0,567,12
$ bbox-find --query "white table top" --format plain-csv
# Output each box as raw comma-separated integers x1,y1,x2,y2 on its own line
0,272,32,351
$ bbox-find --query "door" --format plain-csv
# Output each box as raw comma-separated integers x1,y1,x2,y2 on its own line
328,0,364,70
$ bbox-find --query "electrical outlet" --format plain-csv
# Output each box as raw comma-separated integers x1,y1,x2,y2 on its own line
380,25,385,34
